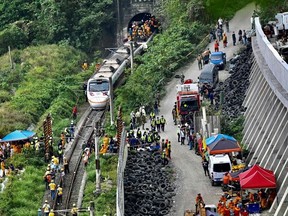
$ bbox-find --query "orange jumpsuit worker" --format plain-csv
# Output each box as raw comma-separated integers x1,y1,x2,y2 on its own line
196,193,204,204
223,172,230,185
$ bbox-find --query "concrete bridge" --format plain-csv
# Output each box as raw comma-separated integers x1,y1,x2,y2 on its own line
243,17,288,215
116,0,161,43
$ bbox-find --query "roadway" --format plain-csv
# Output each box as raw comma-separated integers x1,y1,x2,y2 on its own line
154,3,256,215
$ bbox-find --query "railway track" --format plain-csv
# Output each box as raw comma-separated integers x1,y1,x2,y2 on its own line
43,109,105,215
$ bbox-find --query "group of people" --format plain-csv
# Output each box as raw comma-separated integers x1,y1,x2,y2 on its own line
209,17,248,51
176,121,196,151
216,193,249,216
126,108,172,166
42,200,78,216
128,15,160,42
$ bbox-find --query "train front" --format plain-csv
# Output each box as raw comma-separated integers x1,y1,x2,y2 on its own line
87,78,110,110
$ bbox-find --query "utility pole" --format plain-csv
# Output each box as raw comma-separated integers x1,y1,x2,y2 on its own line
89,201,95,216
116,0,122,45
129,42,134,73
94,121,101,194
8,46,13,69
109,77,114,125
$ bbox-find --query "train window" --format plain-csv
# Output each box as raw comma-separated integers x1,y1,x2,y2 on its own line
89,80,109,92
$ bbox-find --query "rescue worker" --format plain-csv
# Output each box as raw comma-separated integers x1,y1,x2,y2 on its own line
161,139,165,151
223,205,231,216
234,193,241,205
49,180,57,201
233,204,241,216
162,150,168,166
63,156,69,174
195,193,204,205
43,168,52,190
60,168,65,187
154,132,161,145
141,132,147,146
180,129,185,145
177,125,181,142
65,128,71,143
30,139,35,150
154,100,159,115
70,121,75,140
52,155,59,172
103,134,109,148
222,172,230,189
228,199,234,210
42,200,51,216
214,40,219,52
56,185,63,205
82,60,88,70
220,194,227,205
156,117,161,132
172,107,177,125
35,139,40,152
240,206,249,216
61,132,65,148
248,191,255,203
202,159,209,176
48,209,55,216
166,141,171,159
72,105,77,120
71,203,78,216
217,201,225,216
150,118,156,131
136,128,142,139
58,145,63,164
149,111,155,121
83,150,89,166
160,115,166,132
146,132,153,145
197,54,203,70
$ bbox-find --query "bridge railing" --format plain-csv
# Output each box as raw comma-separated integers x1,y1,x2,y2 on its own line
116,127,128,216
255,17,288,93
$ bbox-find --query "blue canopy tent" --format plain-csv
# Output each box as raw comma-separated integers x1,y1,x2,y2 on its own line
0,130,35,142
206,134,241,155
206,134,237,146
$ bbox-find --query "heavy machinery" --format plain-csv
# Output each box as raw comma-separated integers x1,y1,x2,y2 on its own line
176,79,201,124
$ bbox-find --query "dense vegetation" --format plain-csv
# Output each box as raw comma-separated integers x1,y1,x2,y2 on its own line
0,0,287,215
0,0,115,56
0,45,91,137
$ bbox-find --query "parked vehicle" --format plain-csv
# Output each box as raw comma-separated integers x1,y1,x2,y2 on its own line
198,64,219,89
208,154,232,186
176,79,201,119
210,51,226,70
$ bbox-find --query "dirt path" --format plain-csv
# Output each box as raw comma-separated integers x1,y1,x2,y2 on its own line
154,3,256,215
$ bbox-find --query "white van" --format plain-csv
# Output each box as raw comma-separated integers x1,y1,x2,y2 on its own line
208,154,232,186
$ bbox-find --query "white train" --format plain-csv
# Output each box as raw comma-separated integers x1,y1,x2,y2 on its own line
87,38,152,110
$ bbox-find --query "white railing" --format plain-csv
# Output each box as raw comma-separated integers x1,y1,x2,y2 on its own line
255,17,288,93
116,128,127,216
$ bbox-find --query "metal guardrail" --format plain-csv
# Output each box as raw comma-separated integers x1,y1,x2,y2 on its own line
254,17,288,108
116,127,127,216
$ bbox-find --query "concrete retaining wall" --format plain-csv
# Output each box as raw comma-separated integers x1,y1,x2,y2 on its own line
242,18,288,215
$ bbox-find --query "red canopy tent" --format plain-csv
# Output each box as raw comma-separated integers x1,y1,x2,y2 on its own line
239,164,274,180
239,165,276,189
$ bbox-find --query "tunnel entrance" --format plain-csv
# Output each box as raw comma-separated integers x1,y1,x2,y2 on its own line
127,13,152,31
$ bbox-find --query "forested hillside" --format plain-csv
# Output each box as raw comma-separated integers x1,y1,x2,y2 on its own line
0,0,115,55
0,1,287,215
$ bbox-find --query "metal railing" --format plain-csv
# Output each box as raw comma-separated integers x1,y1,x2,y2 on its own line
254,17,288,108
116,127,127,216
